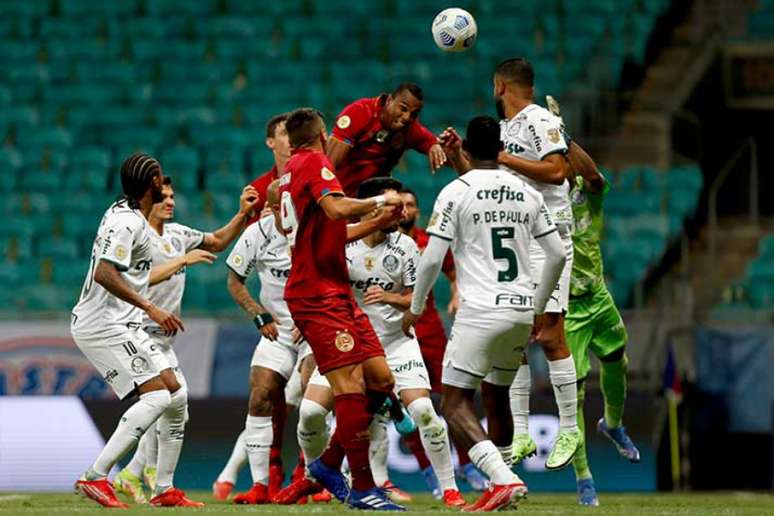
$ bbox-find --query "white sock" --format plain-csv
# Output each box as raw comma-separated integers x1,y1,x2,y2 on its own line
368,412,390,486
548,356,578,431
90,390,170,478
510,366,531,436
155,387,187,493
144,422,158,469
245,415,273,486
468,440,521,486
126,433,148,477
217,430,247,484
407,397,458,492
497,444,514,467
297,399,330,464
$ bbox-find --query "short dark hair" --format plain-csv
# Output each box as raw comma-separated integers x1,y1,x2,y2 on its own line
120,153,161,205
357,176,404,199
162,176,172,186
463,116,503,161
285,108,325,149
392,82,424,101
266,112,289,139
494,57,534,87
400,187,417,201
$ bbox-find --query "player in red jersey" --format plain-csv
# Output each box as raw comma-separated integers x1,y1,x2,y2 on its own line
247,113,291,224
276,108,406,511
326,83,447,196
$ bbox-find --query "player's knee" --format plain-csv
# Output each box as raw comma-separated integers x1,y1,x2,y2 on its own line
407,397,440,428
141,388,172,413
298,398,329,430
169,385,188,412
248,384,274,416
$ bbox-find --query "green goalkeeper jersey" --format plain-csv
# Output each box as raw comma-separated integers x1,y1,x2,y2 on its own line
569,174,609,297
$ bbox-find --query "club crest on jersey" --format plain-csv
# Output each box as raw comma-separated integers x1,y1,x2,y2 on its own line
375,130,389,143
321,167,336,180
170,237,183,253
364,256,375,271
337,115,351,129
114,244,128,260
382,254,399,273
130,356,149,374
547,128,561,144
335,330,354,352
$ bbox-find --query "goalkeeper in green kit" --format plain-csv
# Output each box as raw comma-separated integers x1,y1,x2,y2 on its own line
550,97,640,507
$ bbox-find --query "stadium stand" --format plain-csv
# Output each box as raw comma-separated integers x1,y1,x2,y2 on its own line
0,0,692,313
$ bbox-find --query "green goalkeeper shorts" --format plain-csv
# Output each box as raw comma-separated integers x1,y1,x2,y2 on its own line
566,284,627,380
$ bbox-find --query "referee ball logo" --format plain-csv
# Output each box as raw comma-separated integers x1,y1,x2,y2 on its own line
114,244,128,260
335,330,354,352
321,167,336,180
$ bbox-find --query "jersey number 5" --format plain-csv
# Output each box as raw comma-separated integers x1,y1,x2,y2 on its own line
491,227,518,282
280,191,299,246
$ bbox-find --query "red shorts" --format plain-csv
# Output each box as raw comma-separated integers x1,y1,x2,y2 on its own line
286,294,385,375
414,309,448,394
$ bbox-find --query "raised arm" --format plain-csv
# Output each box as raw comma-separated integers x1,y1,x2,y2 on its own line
326,137,352,169
402,235,451,335
319,190,403,221
567,141,605,194
201,186,260,252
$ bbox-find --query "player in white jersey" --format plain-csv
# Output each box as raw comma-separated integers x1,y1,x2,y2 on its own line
112,177,259,503
493,57,581,470
403,117,567,512
286,177,464,508
70,153,200,508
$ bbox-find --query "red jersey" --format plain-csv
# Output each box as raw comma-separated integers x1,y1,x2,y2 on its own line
331,95,438,196
411,227,454,351
280,149,348,300
246,165,279,226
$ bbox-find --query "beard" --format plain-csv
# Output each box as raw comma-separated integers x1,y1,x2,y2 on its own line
398,217,415,231
495,96,506,120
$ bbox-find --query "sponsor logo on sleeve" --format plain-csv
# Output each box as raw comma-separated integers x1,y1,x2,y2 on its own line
337,115,351,129
547,128,561,144
232,254,244,267
334,330,354,352
428,212,439,228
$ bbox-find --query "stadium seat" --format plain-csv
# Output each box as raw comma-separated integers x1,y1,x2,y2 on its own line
161,147,201,191
39,239,80,261
18,170,63,192
63,169,109,192
0,261,21,286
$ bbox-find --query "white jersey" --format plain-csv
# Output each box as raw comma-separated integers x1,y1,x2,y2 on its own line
142,222,206,345
426,168,557,312
499,103,572,228
71,200,153,334
346,232,420,347
226,215,293,328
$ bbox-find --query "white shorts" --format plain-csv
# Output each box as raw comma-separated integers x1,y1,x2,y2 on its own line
442,307,531,390
147,335,187,387
530,232,574,313
307,336,431,394
250,328,308,381
73,326,169,400
285,366,303,407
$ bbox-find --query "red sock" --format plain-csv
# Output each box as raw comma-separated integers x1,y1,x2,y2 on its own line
404,430,431,470
270,446,283,467
453,434,471,466
323,393,374,492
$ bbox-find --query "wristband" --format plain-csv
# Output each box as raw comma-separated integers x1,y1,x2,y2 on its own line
373,195,386,209
253,312,274,329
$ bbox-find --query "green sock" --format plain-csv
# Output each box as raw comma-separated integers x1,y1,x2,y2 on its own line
601,353,628,428
572,383,592,481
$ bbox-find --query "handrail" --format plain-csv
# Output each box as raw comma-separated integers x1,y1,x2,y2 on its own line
707,138,758,262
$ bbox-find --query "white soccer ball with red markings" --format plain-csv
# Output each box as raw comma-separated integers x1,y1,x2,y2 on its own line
432,8,477,52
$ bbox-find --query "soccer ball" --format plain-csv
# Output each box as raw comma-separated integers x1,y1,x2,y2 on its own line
431,8,478,52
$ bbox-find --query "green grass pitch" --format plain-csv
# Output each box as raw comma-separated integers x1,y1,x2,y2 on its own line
0,492,772,515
